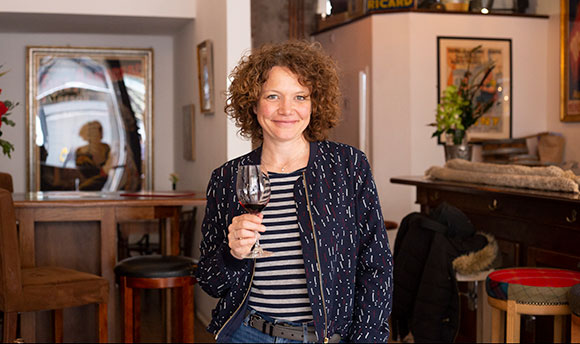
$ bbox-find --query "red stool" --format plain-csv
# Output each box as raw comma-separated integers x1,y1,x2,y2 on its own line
486,267,580,343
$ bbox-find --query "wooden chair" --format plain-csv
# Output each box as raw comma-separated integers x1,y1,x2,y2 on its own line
0,189,109,343
118,208,197,259
384,220,398,230
486,267,580,343
0,172,13,192
114,255,197,343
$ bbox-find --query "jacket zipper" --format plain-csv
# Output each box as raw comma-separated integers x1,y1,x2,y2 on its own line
215,261,256,340
302,172,329,343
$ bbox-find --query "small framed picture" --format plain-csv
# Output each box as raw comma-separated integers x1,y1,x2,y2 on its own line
197,40,215,114
182,104,195,161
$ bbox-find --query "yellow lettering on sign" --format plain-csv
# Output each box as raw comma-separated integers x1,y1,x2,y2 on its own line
370,0,414,9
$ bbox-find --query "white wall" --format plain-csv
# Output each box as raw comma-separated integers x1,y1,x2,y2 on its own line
184,0,252,327
226,1,253,161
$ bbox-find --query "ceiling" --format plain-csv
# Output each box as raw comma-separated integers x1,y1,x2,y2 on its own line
0,12,192,35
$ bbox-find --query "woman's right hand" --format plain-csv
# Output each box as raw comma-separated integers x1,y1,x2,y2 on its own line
228,213,266,259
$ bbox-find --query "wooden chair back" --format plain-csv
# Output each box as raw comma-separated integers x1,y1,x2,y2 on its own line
0,172,14,193
0,189,23,307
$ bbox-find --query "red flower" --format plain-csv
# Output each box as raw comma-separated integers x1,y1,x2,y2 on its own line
0,101,7,129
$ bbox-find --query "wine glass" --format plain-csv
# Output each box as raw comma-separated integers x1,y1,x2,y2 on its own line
236,164,273,258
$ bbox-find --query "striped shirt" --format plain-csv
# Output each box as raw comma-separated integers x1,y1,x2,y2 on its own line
247,168,313,323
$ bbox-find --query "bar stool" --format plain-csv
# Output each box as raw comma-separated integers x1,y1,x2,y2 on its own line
570,284,580,343
486,267,580,343
114,255,197,343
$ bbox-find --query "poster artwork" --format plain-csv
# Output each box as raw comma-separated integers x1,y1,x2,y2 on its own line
444,46,504,134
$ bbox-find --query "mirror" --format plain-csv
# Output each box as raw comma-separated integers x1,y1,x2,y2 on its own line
26,47,153,192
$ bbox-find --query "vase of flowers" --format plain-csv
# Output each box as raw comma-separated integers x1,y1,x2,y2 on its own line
0,65,18,158
430,45,497,161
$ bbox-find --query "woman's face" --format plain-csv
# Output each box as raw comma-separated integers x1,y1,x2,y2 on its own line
255,66,311,144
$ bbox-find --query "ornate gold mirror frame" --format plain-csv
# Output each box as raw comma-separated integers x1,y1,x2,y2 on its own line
561,0,580,121
26,46,153,192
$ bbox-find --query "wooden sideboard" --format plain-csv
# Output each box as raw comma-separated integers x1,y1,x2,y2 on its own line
390,176,580,270
391,176,580,342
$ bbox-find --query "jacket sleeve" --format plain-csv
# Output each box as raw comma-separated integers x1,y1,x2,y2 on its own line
348,154,393,343
195,168,250,298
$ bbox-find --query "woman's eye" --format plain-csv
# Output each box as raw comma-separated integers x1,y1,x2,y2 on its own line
296,95,308,101
265,94,278,100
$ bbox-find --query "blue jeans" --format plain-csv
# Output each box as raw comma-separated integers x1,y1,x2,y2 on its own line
219,310,312,343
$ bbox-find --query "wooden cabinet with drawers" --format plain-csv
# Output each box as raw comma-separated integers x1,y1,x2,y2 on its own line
391,176,580,269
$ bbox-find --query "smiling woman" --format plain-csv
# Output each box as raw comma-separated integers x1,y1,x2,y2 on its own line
197,40,393,343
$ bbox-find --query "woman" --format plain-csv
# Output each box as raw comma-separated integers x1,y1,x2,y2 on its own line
196,40,392,343
75,120,112,190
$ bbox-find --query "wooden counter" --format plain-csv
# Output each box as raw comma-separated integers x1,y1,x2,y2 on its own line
12,191,206,342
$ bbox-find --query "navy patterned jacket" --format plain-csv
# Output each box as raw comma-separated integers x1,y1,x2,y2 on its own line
196,140,393,343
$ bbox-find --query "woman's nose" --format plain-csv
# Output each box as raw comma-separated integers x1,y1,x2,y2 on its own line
278,98,292,115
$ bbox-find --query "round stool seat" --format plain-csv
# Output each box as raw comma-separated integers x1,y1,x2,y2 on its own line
486,267,580,305
114,255,196,279
570,284,580,316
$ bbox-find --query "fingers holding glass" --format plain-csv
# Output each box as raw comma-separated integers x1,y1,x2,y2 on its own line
228,214,265,259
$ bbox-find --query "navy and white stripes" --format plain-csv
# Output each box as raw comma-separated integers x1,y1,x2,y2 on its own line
248,169,313,322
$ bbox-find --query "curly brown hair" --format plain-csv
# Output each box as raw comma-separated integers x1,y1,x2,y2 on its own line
225,40,341,142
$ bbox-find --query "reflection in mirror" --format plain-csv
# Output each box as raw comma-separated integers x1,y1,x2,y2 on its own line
27,47,153,192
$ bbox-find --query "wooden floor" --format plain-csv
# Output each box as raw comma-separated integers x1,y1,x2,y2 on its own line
139,289,215,343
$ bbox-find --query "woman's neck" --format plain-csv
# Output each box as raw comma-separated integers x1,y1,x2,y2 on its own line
261,138,310,173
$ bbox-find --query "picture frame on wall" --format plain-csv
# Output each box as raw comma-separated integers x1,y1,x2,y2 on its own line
437,36,512,143
197,40,215,114
26,46,153,192
182,104,195,161
561,0,580,121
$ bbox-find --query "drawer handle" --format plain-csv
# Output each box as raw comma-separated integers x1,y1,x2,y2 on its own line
566,209,577,223
429,191,439,202
488,199,499,211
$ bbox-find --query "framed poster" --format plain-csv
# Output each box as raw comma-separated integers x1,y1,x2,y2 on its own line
561,0,580,121
437,36,512,142
27,46,153,192
197,40,215,114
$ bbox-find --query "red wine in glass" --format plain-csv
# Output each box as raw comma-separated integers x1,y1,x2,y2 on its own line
236,165,272,258
239,202,267,214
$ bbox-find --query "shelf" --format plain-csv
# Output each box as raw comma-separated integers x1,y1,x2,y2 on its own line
314,8,549,35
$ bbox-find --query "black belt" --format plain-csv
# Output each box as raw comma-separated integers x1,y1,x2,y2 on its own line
246,312,341,343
